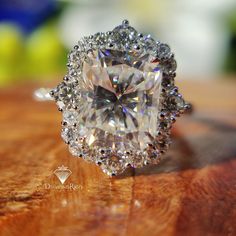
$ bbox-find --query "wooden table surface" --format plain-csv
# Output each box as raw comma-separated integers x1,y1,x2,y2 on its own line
0,79,236,236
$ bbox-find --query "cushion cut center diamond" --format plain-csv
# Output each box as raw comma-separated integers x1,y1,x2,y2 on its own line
81,49,162,138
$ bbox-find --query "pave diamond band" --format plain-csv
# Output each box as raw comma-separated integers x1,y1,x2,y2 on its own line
35,20,191,176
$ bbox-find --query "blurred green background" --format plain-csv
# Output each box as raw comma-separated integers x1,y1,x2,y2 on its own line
0,0,236,87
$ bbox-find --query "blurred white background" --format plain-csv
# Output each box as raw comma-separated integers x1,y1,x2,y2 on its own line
59,0,236,78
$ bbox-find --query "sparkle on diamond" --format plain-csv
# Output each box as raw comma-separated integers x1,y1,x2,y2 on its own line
77,48,162,151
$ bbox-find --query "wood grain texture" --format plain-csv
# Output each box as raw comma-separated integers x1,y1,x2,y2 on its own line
0,79,236,236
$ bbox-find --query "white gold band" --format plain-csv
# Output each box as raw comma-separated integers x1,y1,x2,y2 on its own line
34,88,53,101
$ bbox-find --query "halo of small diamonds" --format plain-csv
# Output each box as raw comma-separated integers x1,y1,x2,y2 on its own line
51,20,190,176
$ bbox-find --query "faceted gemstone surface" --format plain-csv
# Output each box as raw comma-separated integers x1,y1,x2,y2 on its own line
78,48,162,152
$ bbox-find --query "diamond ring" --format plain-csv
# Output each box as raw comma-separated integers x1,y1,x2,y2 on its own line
35,20,191,176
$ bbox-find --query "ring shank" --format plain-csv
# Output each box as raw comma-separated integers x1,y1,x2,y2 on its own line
33,88,53,101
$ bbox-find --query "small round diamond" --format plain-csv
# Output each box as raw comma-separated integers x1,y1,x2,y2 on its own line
113,25,138,49
69,140,92,160
61,127,77,144
94,32,107,46
53,83,79,110
157,43,171,60
69,141,83,157
99,153,128,176
130,152,146,168
175,95,185,111
163,59,177,74
63,110,78,125
141,35,156,53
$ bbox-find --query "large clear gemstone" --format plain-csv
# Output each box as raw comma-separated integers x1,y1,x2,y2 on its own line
78,49,162,152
